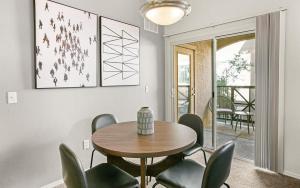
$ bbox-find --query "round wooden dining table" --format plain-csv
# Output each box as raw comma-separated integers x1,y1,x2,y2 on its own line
92,121,197,188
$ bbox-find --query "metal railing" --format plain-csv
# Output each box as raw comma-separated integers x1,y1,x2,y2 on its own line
217,85,255,113
176,85,255,121
177,84,191,117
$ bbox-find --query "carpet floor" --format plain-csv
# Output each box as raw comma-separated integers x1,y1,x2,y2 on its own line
58,152,300,188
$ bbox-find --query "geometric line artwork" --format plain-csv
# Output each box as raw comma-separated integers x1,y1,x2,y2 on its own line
34,0,97,88
100,17,140,86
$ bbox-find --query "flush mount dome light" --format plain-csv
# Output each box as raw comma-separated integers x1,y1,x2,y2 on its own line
141,0,191,26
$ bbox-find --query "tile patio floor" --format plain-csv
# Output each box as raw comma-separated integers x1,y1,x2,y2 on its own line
204,122,255,161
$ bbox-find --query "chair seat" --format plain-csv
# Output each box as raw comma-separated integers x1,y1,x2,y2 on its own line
234,111,247,116
156,159,205,188
86,163,138,188
217,108,233,113
183,143,202,156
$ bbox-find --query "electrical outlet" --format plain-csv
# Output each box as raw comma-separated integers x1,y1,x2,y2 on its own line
83,139,90,150
7,92,18,104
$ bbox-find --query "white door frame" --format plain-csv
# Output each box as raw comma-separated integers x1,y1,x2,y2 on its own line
164,14,285,174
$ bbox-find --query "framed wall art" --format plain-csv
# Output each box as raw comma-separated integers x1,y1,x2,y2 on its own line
34,0,97,88
100,17,140,86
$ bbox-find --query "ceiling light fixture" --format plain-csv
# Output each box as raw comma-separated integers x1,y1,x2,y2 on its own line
140,0,191,26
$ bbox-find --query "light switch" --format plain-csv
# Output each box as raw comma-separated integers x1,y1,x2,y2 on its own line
145,85,149,93
7,92,18,104
83,139,90,150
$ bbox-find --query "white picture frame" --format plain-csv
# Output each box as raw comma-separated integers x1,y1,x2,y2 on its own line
100,17,140,86
34,0,97,88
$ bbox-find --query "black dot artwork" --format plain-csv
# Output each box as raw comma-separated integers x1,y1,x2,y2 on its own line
35,0,97,88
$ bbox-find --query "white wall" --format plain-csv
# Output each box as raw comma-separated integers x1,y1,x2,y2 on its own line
0,0,165,187
165,0,300,179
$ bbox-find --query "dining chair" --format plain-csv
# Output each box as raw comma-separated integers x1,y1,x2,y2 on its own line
152,141,235,188
148,114,203,184
59,144,139,188
178,113,207,164
90,114,118,168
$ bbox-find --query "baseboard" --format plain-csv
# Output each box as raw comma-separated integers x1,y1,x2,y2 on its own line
284,170,300,180
40,179,63,188
40,168,90,188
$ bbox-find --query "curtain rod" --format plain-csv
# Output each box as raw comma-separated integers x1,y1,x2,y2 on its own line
164,8,287,38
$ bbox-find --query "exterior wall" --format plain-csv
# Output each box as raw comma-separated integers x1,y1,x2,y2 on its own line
189,40,212,129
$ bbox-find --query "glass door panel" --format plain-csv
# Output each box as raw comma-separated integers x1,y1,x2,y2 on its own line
175,47,195,120
215,33,256,160
174,42,213,149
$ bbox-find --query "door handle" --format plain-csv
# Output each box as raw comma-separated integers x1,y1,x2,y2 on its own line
171,88,174,98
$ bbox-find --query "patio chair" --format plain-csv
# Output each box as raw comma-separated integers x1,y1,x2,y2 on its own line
209,96,235,128
217,96,235,127
234,111,255,134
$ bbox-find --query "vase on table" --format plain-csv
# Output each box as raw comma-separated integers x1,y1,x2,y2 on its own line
137,107,154,135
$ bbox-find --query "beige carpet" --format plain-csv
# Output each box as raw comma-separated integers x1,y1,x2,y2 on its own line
58,152,300,188
191,153,300,188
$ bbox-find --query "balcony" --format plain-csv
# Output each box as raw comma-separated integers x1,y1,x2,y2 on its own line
210,85,255,160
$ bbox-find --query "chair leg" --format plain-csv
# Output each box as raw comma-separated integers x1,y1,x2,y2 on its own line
230,114,233,129
235,115,238,132
90,149,95,169
146,158,149,185
239,115,242,129
201,148,208,165
152,182,159,188
224,182,230,188
247,115,251,134
251,116,255,131
146,157,155,184
148,157,154,182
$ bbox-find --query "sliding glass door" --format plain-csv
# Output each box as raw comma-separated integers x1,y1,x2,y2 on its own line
173,33,256,160
214,33,256,160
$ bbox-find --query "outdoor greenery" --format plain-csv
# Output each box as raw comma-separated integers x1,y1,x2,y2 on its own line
217,52,252,86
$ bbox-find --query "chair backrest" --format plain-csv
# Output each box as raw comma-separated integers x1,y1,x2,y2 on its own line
208,98,213,112
218,95,234,110
201,141,235,188
59,144,88,188
92,114,118,134
178,113,204,146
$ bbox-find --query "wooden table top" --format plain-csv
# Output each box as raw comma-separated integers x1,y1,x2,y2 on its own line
92,121,197,158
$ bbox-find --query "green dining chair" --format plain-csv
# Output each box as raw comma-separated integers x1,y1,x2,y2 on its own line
153,141,235,188
178,113,207,164
59,144,139,188
90,114,118,168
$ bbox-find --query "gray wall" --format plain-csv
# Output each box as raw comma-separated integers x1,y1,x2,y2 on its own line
0,0,165,187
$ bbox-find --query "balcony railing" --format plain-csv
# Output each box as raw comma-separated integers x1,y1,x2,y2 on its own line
177,84,191,117
217,85,255,113
177,85,255,121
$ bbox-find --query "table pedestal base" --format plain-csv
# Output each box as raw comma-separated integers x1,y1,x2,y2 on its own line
107,154,184,188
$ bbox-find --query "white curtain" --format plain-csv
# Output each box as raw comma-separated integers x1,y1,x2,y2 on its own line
255,11,285,172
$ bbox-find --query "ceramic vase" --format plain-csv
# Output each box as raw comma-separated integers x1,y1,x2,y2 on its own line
137,107,154,135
